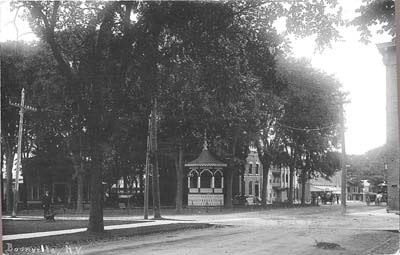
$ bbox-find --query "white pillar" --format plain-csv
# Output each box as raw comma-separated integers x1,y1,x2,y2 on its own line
187,176,190,189
197,176,201,189
221,177,224,189
211,176,215,188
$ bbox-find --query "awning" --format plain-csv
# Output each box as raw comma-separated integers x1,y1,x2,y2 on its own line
310,185,341,194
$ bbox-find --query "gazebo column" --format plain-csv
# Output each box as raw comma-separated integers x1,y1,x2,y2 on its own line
187,176,190,189
197,175,201,190
211,176,215,189
221,176,224,189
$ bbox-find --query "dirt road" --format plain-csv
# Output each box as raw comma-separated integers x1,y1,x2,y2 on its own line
81,203,399,255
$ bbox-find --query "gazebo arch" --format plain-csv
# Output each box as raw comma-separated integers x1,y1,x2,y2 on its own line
188,169,199,189
214,170,223,189
200,170,213,188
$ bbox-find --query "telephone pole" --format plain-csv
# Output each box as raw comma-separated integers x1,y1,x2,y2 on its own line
144,98,161,219
340,102,347,215
10,88,36,217
144,115,151,220
151,98,161,219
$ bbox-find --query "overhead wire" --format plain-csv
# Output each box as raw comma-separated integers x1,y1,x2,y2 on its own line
275,122,339,132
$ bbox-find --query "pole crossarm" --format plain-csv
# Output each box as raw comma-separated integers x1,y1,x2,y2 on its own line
9,101,37,112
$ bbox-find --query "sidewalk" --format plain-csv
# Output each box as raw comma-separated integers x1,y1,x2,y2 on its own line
2,218,195,241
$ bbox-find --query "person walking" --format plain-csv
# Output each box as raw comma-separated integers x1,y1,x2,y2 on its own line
42,190,51,219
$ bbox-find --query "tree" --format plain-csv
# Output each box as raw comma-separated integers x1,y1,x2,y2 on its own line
351,0,395,43
17,0,345,228
1,42,22,214
1,41,48,214
276,58,343,204
347,146,389,189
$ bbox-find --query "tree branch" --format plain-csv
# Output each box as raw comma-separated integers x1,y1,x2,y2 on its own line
29,2,73,81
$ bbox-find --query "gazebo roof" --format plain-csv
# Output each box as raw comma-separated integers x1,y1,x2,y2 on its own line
185,139,227,168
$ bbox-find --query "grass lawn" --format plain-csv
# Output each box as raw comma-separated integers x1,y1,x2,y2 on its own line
2,219,142,235
3,223,213,250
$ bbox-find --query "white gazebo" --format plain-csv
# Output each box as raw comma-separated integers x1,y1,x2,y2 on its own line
185,141,227,206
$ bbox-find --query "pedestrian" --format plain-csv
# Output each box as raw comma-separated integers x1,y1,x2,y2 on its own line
366,194,370,206
375,193,382,206
42,190,51,219
336,195,339,204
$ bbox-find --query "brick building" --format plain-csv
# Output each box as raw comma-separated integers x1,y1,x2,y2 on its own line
377,42,399,211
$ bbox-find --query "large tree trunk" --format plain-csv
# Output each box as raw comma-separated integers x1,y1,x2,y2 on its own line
71,150,84,213
175,144,183,213
5,142,14,214
300,169,307,205
225,170,233,208
88,155,104,232
261,161,271,206
87,78,105,232
76,173,84,213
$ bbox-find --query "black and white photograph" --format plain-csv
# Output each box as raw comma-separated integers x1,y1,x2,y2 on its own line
1,0,399,254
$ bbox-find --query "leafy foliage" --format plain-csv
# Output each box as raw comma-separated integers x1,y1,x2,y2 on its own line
6,0,346,224
350,0,395,43
347,146,387,187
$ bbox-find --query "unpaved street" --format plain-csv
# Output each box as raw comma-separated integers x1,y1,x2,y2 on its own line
81,203,399,255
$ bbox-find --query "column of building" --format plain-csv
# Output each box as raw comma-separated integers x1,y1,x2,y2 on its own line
378,42,399,211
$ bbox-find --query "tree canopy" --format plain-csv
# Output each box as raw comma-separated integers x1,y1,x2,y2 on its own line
351,0,395,43
1,0,347,231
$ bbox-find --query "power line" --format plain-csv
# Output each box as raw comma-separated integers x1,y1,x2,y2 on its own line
276,122,338,132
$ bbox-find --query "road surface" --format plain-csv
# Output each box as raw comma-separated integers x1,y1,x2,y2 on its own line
79,203,400,255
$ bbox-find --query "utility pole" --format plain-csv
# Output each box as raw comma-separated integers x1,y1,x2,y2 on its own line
144,98,161,219
340,102,347,215
144,115,151,220
9,88,36,217
151,98,161,219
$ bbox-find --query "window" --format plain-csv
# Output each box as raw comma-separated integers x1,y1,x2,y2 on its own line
214,171,222,188
249,181,253,195
255,183,259,197
201,170,212,188
249,163,253,174
190,171,198,188
255,164,259,175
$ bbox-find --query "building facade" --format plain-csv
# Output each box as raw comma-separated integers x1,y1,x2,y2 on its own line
377,42,399,211
240,146,299,204
240,146,264,204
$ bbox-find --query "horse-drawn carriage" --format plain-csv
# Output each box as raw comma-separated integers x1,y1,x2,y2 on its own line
365,192,385,206
321,192,335,204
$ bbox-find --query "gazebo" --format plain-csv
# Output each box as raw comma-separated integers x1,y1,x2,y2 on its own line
185,140,227,206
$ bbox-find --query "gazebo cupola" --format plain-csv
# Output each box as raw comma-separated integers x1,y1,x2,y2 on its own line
185,138,227,206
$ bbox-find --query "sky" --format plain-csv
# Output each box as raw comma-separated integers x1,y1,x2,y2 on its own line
289,0,391,155
0,1,391,156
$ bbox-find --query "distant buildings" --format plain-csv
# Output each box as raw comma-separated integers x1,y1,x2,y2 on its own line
299,171,342,204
